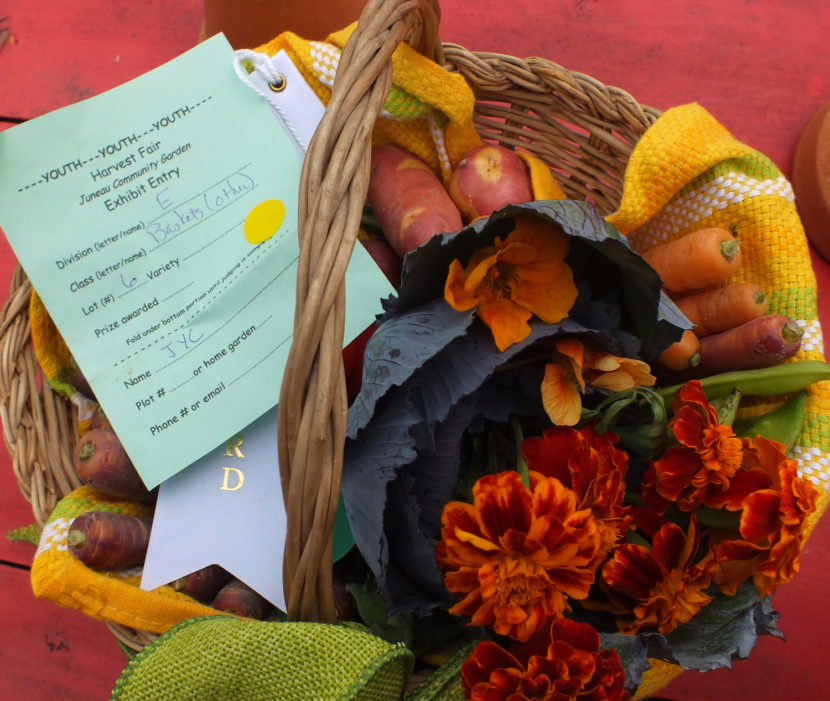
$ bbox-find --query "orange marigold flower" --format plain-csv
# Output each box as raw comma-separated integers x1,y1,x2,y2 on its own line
437,470,602,642
444,215,578,352
714,436,819,597
600,518,716,634
540,338,655,426
522,423,632,564
643,380,747,512
461,617,630,701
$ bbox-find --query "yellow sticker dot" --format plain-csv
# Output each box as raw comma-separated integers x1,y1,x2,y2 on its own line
244,199,286,244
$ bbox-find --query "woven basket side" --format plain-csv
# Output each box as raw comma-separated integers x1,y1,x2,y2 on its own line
107,622,158,653
0,267,81,526
442,45,660,214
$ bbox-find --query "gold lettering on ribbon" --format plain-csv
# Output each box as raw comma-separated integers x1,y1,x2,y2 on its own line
224,434,245,458
220,466,245,491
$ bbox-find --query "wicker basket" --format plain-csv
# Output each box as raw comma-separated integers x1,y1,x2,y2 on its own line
0,0,661,649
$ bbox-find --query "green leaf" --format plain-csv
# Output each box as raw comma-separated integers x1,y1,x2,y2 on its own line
346,580,415,649
711,389,743,426
695,506,742,531
659,581,783,671
603,582,784,688
733,391,808,450
581,386,668,461
347,300,475,439
599,632,656,692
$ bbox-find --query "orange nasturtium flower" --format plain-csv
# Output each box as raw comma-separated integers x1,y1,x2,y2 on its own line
436,471,601,642
642,380,749,512
461,617,630,701
522,424,632,565
540,338,656,426
600,518,716,635
714,436,818,597
444,215,578,352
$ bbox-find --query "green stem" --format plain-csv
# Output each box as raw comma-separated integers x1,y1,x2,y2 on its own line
711,388,742,426
67,529,87,549
624,490,644,507
656,359,830,402
781,321,804,344
623,530,651,548
78,440,95,462
720,239,740,261
695,505,742,531
511,416,530,488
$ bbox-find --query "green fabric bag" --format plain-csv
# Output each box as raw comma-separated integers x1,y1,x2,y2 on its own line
110,616,471,701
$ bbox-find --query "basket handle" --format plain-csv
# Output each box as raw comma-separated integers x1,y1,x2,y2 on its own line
277,0,442,622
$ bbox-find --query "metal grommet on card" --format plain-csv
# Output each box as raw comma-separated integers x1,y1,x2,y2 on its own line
268,74,287,93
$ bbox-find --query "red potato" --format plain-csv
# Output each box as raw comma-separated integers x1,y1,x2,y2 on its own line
447,144,534,222
73,427,156,504
367,144,463,258
212,578,270,619
67,511,153,569
170,565,234,602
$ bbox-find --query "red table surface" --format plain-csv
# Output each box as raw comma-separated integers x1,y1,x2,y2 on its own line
2,1,829,699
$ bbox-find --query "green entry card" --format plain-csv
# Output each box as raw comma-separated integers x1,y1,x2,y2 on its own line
0,35,392,488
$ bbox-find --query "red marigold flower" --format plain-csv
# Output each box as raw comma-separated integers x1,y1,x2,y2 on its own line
437,471,602,642
522,424,632,563
461,617,630,701
643,381,749,512
714,436,819,596
600,518,716,634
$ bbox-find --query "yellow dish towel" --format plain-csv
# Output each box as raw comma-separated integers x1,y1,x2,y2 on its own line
30,486,221,635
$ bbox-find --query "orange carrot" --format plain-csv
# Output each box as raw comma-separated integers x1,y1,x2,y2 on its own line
674,282,769,336
656,329,701,370
642,228,741,294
